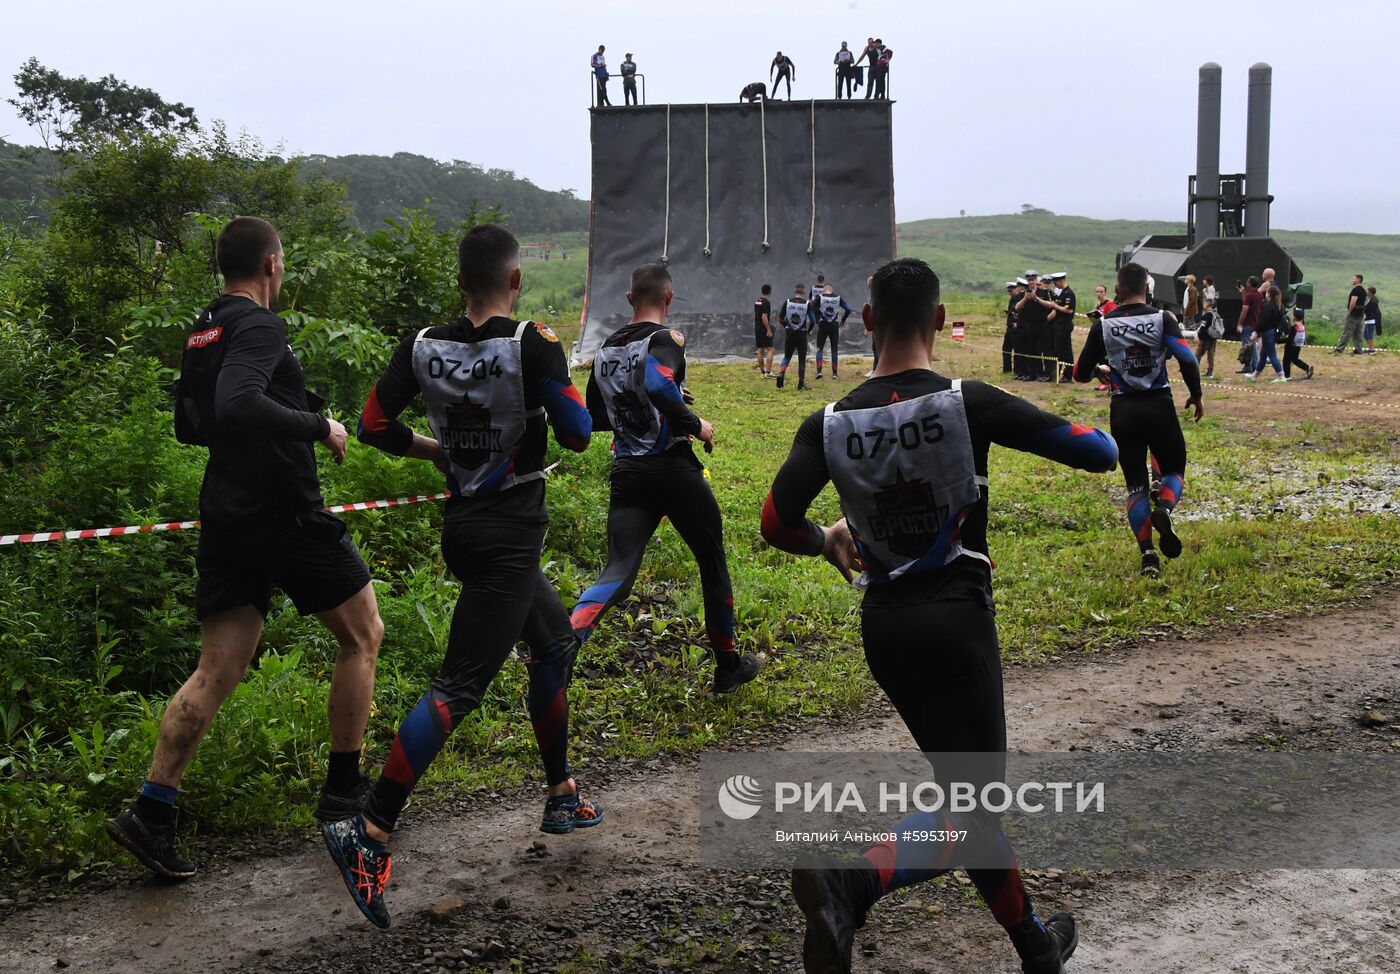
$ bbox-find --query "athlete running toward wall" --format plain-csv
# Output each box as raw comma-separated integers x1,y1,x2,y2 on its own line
106,217,385,881
322,224,598,928
777,282,813,390
572,264,762,694
762,257,1118,974
1074,261,1203,579
813,284,853,380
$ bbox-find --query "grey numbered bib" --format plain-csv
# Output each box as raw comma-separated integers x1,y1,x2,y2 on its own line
784,298,810,331
412,320,542,496
593,332,668,457
1103,311,1168,391
822,380,988,586
819,294,842,323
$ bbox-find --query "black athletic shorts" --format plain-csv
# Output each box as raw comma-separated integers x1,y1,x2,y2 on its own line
195,509,371,620
755,324,774,349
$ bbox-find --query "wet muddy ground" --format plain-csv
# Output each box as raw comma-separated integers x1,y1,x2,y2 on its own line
4,596,1399,974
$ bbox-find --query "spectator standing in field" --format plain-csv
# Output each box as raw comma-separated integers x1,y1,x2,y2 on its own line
1202,276,1218,306
1335,273,1367,354
1364,286,1381,352
1088,283,1117,390
1183,274,1199,323
834,42,855,98
754,283,775,376
1194,297,1224,379
591,46,611,106
1237,276,1262,373
771,51,796,99
1282,307,1314,380
621,53,639,106
1001,281,1021,374
1244,285,1286,382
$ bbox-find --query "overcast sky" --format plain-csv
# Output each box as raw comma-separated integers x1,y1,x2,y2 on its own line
2,0,1396,232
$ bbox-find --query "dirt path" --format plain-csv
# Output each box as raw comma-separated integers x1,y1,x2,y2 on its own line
3,599,1399,974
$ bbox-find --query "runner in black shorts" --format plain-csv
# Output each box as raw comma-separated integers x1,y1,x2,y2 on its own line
573,264,762,694
106,217,385,881
762,258,1118,974
322,224,600,928
754,283,775,377
1074,261,1204,579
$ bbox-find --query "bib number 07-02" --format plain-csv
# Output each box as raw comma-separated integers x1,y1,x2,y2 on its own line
845,415,945,460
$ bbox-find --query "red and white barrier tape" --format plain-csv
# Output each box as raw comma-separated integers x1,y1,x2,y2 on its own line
1,492,452,547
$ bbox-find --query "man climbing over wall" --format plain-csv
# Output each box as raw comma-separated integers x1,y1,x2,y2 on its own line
771,51,796,99
777,282,813,390
572,263,762,694
814,283,853,380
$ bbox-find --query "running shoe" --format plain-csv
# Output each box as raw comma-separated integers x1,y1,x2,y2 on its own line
776,373,786,389
540,787,605,834
1149,480,1161,505
321,815,392,929
1306,365,1315,379
714,652,763,694
831,372,840,379
791,851,873,974
1020,912,1079,974
815,372,824,380
315,774,372,823
106,807,196,879
1151,506,1182,559
1140,551,1162,579
1242,372,1256,381
797,383,811,391
1271,376,1288,383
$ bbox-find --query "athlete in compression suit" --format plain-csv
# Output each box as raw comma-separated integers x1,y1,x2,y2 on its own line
322,225,598,929
107,217,385,881
572,264,762,694
813,284,853,380
777,282,813,390
762,258,1118,974
1074,260,1203,579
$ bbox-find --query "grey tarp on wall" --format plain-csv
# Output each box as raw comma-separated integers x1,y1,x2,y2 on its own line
576,100,896,364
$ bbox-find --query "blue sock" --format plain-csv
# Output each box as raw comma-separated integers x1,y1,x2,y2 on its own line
137,780,178,826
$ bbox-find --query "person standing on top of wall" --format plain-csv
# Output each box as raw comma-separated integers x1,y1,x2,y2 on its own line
834,42,856,99
771,51,796,100
591,45,611,106
621,53,639,106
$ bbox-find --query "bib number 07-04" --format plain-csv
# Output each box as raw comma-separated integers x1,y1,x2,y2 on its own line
845,415,944,460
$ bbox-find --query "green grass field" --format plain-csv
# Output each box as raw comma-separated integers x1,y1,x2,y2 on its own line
8,334,1398,880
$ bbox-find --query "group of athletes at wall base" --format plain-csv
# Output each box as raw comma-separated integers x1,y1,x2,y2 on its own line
105,214,1210,974
752,274,856,386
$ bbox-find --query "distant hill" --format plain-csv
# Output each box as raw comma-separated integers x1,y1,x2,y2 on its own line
898,213,1400,317
305,152,588,235
0,142,589,235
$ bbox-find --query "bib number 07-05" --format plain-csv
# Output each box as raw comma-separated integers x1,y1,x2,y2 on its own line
845,415,944,460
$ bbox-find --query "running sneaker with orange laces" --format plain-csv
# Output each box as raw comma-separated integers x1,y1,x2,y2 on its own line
321,815,393,928
540,787,605,834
